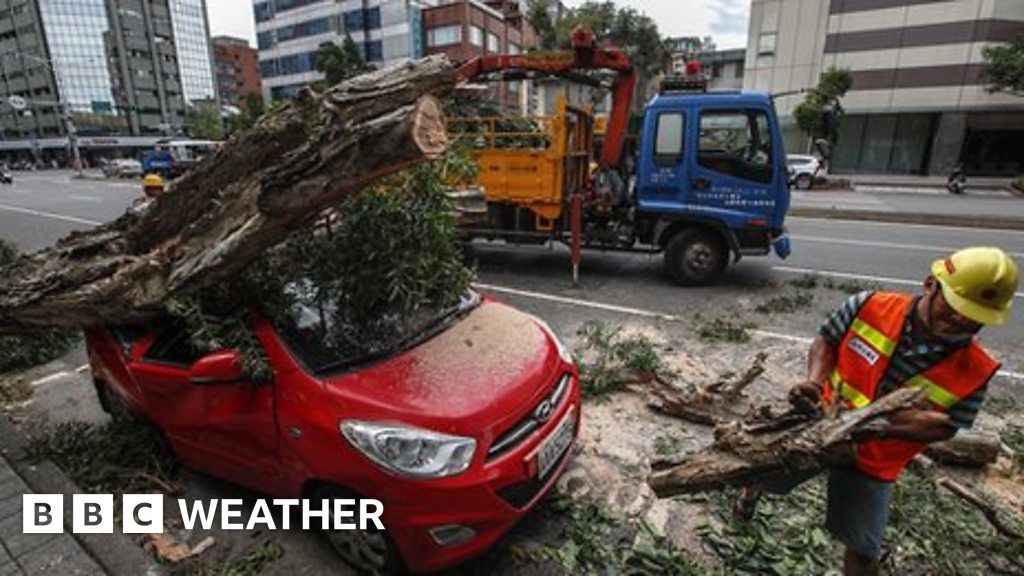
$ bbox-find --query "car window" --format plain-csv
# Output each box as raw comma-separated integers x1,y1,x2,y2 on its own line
274,280,480,376
698,109,773,184
108,323,152,352
143,322,206,367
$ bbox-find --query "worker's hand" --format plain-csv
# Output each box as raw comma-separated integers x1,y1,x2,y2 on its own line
788,380,824,413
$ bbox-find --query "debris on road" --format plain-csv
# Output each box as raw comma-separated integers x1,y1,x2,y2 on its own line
145,533,216,564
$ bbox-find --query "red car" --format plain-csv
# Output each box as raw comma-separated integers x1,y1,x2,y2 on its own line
85,293,580,573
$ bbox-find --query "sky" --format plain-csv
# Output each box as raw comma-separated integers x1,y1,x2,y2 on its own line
205,0,752,50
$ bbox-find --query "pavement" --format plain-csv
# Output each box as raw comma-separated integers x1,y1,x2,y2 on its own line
0,415,153,575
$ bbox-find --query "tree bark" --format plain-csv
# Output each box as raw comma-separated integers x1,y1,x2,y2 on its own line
0,56,455,332
648,388,925,498
645,352,768,426
925,430,1001,468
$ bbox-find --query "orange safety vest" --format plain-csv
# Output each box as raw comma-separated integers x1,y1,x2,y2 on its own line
823,292,999,481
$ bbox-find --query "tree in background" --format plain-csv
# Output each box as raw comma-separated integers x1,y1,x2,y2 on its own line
315,36,373,86
793,67,853,151
184,104,224,140
982,35,1024,95
526,0,669,79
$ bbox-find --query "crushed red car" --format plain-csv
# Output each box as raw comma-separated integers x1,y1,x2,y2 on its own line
85,292,579,573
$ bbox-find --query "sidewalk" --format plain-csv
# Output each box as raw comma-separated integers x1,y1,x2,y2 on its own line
846,173,1021,195
0,416,153,575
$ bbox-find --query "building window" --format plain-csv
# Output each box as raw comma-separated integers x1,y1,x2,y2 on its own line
509,43,521,55
257,31,275,49
469,26,484,48
276,17,331,43
344,7,381,32
364,40,383,62
254,2,271,23
427,25,461,47
487,32,500,53
757,33,776,56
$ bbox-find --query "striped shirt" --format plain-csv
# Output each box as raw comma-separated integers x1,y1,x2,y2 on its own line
819,291,989,430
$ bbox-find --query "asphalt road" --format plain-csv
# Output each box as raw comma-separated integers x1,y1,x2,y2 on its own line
1,170,1022,371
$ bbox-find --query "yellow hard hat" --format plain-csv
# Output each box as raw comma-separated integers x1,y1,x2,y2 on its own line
931,247,1019,326
142,173,165,188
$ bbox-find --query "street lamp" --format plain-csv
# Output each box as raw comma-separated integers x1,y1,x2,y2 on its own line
1,51,101,176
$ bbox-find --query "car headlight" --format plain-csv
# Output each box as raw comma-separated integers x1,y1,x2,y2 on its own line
527,315,574,365
340,421,476,479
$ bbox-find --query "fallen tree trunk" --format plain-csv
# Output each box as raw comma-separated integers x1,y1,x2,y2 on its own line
925,430,1002,468
648,387,924,497
0,56,455,332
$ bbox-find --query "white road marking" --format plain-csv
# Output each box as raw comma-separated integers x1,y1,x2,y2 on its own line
789,216,1024,236
790,235,1024,259
66,194,103,203
30,370,73,387
75,364,90,373
0,203,102,226
773,265,1024,300
474,282,1024,381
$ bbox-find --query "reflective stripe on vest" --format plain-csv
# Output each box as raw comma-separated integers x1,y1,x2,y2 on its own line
830,369,870,408
906,374,961,409
850,318,897,358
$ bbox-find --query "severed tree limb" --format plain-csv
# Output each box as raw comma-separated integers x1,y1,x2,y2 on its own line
648,387,925,498
646,352,768,426
925,430,1002,468
936,477,1024,540
0,56,456,333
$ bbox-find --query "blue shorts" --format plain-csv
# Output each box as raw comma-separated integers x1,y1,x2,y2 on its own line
825,466,893,559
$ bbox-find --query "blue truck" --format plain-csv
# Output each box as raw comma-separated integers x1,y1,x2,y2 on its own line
452,29,790,285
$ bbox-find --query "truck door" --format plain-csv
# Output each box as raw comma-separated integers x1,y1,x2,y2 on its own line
690,108,781,229
636,109,689,209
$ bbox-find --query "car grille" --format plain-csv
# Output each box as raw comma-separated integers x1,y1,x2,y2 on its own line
486,372,571,461
496,447,571,508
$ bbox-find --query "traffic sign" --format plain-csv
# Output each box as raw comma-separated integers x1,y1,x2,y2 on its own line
7,95,27,111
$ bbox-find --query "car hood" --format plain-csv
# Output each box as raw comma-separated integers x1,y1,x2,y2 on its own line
323,301,561,433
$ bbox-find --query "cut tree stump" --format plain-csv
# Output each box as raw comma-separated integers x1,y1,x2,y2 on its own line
0,56,455,332
648,387,925,497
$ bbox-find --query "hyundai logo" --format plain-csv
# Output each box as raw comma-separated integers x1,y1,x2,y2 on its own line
534,400,554,423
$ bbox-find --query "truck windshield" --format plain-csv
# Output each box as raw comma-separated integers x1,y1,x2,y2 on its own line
274,282,481,375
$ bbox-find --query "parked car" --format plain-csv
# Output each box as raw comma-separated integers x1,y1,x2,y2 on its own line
786,154,826,190
85,292,580,573
101,158,143,179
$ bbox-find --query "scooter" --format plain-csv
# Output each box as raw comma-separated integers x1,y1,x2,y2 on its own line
946,164,966,195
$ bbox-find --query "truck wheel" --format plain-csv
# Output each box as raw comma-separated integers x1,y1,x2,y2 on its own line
664,229,728,286
312,485,405,575
795,174,813,190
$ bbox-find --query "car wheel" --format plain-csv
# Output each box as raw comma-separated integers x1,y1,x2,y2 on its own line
795,173,813,190
312,485,404,575
664,228,729,286
93,379,134,423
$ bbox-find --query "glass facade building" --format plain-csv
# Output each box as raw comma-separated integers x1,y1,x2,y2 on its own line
169,0,216,104
37,0,117,117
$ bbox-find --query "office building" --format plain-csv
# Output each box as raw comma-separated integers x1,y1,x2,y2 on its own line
256,0,437,102
744,0,1024,176
214,35,262,109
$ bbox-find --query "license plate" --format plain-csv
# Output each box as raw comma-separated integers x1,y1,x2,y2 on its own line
538,409,575,479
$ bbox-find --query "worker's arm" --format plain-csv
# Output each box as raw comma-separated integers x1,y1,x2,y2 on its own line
789,334,838,411
855,409,957,443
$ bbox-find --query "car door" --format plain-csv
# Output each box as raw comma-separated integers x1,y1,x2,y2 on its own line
128,323,282,491
690,107,782,227
636,108,690,210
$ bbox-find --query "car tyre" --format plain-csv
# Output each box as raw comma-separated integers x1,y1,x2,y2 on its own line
93,379,134,423
795,173,813,190
664,228,729,286
312,485,405,576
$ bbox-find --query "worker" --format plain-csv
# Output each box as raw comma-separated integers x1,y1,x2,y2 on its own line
132,173,166,214
735,247,1019,576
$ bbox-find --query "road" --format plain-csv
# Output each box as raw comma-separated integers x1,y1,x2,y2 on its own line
1,170,1022,368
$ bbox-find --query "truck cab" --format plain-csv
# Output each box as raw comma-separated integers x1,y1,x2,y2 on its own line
636,89,791,285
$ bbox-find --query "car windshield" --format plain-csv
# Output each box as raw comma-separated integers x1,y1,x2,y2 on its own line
274,281,481,376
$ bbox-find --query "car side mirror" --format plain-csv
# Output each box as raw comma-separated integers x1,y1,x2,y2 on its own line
189,350,245,386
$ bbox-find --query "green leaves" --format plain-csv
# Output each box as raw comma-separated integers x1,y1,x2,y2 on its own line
795,67,853,143
982,36,1024,95
575,320,677,399
315,37,373,87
